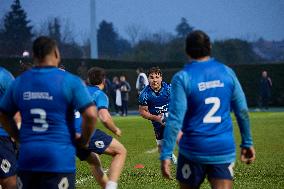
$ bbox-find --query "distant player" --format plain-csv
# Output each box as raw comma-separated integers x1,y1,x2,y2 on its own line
75,67,127,189
138,67,177,164
0,36,97,189
0,67,17,189
161,30,256,189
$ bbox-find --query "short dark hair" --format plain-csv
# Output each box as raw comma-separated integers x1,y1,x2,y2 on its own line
87,67,106,85
147,67,162,77
185,30,211,59
32,36,58,60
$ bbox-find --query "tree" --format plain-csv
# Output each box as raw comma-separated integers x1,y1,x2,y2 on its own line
212,39,259,64
97,20,119,58
0,0,33,57
175,17,194,38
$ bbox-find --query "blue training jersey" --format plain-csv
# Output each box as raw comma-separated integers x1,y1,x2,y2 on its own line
0,67,15,137
75,85,109,133
0,67,93,173
161,58,253,164
138,82,171,129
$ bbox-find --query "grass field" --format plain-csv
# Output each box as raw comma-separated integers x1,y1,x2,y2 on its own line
76,112,284,189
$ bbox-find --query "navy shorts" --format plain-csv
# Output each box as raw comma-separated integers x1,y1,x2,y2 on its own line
76,129,113,160
0,136,17,178
176,153,234,188
89,129,113,154
154,126,164,141
17,171,75,189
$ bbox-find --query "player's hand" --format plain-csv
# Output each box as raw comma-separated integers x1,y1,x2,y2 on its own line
161,159,172,179
115,128,122,137
240,146,256,164
156,114,165,126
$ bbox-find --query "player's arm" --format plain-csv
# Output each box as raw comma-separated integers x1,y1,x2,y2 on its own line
229,68,255,164
138,105,163,125
80,105,97,146
98,108,121,137
161,72,187,179
0,112,19,142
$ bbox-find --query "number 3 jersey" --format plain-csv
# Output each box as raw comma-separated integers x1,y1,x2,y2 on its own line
0,67,93,173
161,59,253,164
138,81,171,130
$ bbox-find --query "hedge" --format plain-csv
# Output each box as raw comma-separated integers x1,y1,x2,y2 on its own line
0,58,283,108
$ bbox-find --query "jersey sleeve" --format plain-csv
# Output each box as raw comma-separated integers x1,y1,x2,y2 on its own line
64,75,94,113
227,67,253,148
160,71,188,160
95,92,109,110
138,89,148,106
0,80,18,116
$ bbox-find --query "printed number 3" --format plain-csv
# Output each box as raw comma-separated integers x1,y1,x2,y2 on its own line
203,97,221,123
31,108,49,132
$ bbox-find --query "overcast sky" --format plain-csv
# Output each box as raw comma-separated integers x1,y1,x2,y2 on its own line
1,0,284,42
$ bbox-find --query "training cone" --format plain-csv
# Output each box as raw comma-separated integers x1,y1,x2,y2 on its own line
134,164,145,169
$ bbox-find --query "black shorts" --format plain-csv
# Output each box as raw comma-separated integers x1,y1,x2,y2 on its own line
17,171,75,189
0,136,17,178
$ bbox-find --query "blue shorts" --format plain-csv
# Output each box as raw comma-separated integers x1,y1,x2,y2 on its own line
89,129,113,154
0,136,17,178
176,153,234,187
76,129,113,160
17,171,75,189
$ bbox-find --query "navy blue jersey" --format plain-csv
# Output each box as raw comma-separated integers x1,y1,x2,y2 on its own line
0,67,14,137
161,59,253,164
138,82,171,128
0,67,93,173
75,85,108,133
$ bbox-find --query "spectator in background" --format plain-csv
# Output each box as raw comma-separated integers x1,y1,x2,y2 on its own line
19,50,33,74
111,76,121,115
77,61,88,81
136,67,149,95
258,70,272,110
120,76,131,116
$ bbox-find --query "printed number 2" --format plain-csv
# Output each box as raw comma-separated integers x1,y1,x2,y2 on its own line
31,108,49,132
203,97,221,123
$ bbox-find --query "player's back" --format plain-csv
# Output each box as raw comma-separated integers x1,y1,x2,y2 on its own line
179,59,236,162
10,67,83,172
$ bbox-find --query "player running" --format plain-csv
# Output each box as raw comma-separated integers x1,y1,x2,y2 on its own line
75,67,127,189
138,67,177,164
161,30,255,189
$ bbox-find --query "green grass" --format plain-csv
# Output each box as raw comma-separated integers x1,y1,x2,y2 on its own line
76,112,284,189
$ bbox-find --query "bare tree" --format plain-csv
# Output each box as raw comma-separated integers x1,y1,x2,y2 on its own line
125,23,142,46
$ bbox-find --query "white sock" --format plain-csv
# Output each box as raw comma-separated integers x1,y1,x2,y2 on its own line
105,181,118,189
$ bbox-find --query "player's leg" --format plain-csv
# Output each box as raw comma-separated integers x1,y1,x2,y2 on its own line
0,137,17,189
176,153,206,189
85,152,108,188
76,140,108,188
207,163,234,189
155,127,177,164
89,129,127,189
104,138,127,184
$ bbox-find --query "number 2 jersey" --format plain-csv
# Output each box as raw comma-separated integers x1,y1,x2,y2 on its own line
0,67,93,173
161,58,253,164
